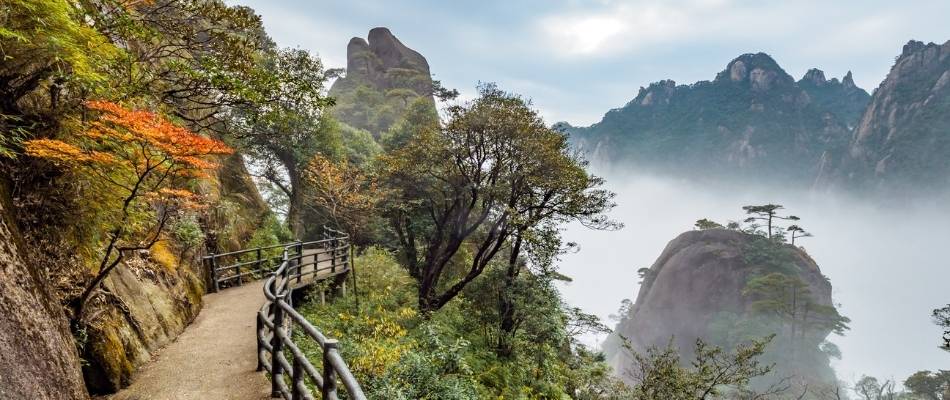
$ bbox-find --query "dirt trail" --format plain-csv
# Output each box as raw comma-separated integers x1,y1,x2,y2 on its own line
106,281,271,400
104,248,346,400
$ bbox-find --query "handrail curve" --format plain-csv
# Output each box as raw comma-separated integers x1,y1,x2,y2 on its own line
204,231,365,400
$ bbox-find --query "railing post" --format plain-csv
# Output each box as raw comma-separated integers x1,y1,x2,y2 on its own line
296,243,303,284
236,259,243,286
322,339,339,400
291,354,304,400
256,247,263,276
209,255,219,293
271,293,285,397
256,313,264,372
351,244,359,312
295,242,303,280
330,238,337,274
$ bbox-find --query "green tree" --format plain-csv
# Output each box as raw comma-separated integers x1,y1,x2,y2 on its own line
933,305,950,352
854,375,898,400
786,225,813,245
904,370,950,400
232,48,339,237
742,204,799,239
86,0,281,132
381,96,440,152
625,336,777,400
380,84,616,313
695,218,724,230
744,272,850,349
339,123,382,166
386,88,419,107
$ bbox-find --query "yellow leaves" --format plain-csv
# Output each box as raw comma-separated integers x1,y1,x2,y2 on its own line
352,340,410,377
348,312,411,377
24,138,115,165
303,153,380,233
149,240,178,272
398,306,417,319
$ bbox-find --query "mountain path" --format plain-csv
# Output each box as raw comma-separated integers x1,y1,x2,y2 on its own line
105,280,271,400
103,248,342,400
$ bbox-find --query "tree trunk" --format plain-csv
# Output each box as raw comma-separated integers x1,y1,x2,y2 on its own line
285,166,304,238
496,234,523,358
417,289,437,315
287,191,302,238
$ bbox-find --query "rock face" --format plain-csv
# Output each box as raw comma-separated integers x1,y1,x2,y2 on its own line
817,40,950,192
329,27,434,137
0,181,88,399
566,53,868,183
603,229,836,384
798,70,871,128
4,149,269,394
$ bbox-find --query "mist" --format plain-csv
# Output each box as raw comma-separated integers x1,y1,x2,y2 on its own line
556,165,950,384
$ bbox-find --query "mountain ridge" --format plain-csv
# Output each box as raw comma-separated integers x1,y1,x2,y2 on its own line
815,39,950,192
564,52,868,183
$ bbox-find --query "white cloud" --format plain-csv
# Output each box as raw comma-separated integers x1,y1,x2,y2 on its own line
547,15,628,55
538,3,696,56
537,0,744,56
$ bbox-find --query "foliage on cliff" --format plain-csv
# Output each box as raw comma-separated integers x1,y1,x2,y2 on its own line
0,0,337,394
24,100,232,320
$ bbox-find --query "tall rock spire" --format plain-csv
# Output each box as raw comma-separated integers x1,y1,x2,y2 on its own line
328,28,434,137
842,71,856,89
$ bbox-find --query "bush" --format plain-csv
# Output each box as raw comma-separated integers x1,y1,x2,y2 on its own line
297,248,626,399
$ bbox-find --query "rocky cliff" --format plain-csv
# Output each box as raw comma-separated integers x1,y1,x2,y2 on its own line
329,27,434,137
603,229,840,386
816,40,950,192
3,150,269,395
798,69,870,128
565,53,869,184
0,180,87,399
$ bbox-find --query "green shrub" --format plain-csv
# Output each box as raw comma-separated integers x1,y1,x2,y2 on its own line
297,248,625,399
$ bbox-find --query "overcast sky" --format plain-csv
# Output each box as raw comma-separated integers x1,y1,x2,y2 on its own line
230,0,950,126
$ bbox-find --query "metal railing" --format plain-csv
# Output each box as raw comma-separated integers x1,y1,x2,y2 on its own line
204,232,366,399
204,243,287,292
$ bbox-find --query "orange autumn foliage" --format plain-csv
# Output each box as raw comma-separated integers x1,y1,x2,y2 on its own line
25,101,233,318
25,100,232,189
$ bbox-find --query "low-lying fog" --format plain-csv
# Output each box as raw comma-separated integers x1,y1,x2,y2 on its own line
557,166,950,384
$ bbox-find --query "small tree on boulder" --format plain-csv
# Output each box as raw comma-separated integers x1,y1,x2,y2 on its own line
742,204,799,240
787,225,812,245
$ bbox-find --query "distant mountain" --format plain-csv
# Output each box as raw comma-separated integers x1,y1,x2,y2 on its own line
816,40,950,192
329,27,434,138
564,53,870,183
